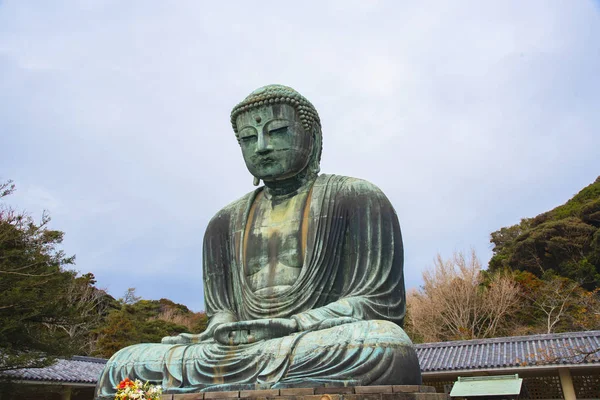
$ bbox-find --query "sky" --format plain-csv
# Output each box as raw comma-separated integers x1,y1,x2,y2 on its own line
1,1,599,312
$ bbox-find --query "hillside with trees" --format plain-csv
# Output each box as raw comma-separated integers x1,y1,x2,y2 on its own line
93,288,207,358
489,176,600,288
406,176,600,343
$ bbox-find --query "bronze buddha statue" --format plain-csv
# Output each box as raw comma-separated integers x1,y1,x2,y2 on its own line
95,85,421,397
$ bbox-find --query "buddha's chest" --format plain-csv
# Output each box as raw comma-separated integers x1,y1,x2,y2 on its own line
244,191,309,295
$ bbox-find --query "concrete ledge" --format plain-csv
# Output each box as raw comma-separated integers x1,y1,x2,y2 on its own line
355,386,393,394
240,389,281,398
168,386,447,400
280,388,316,396
205,391,240,399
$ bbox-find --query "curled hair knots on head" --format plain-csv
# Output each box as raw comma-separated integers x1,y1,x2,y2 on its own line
230,84,321,137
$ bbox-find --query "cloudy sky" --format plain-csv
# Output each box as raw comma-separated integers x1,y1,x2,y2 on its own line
1,1,599,312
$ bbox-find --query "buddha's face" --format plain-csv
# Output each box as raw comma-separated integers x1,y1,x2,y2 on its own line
236,103,313,182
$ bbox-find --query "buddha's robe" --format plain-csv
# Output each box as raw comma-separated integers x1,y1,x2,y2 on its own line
95,175,421,397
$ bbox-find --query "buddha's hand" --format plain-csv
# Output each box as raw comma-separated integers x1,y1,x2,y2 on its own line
317,317,359,330
213,318,298,346
161,329,214,344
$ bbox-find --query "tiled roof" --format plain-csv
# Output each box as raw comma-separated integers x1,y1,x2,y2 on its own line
1,356,107,385
415,330,600,373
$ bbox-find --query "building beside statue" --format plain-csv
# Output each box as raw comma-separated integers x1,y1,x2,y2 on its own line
418,330,600,399
0,356,103,400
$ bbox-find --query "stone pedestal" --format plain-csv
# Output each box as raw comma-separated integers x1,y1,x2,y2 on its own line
164,385,449,400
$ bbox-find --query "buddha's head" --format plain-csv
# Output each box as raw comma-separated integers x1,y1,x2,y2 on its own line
231,85,322,184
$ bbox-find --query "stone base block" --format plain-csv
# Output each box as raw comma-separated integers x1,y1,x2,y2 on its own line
165,386,448,400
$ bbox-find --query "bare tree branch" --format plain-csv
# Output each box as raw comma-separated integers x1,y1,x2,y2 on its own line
407,249,521,342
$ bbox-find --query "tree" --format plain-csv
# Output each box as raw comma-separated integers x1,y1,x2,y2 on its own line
489,176,600,289
406,250,521,342
43,273,115,355
0,180,106,370
94,306,141,358
526,275,580,334
121,287,141,305
512,271,600,334
489,218,532,271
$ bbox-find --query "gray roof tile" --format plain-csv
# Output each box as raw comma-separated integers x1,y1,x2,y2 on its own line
1,356,107,384
415,330,600,372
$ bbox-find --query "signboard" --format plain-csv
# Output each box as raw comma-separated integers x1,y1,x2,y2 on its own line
450,374,523,398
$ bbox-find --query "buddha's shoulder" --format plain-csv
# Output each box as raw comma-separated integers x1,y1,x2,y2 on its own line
207,190,257,226
320,174,388,198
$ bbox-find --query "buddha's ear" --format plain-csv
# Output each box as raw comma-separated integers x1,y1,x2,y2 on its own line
309,125,322,175
253,176,260,186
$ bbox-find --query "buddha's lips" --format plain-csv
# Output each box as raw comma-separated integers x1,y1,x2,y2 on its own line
255,157,276,165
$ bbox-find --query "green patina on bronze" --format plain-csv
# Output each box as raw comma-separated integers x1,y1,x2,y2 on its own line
95,85,422,398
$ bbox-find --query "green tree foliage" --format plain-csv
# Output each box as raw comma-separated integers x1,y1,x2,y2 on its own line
490,176,600,289
0,181,110,371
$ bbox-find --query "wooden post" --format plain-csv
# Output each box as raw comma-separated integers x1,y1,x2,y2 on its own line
558,368,577,400
61,386,72,400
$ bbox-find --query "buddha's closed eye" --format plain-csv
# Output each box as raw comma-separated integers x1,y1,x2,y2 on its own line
239,135,257,143
269,126,288,135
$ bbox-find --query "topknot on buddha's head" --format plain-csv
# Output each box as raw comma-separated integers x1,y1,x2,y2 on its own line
230,84,321,136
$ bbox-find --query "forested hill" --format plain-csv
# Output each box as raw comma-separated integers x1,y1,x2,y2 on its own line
489,176,600,289
92,290,208,358
407,176,600,343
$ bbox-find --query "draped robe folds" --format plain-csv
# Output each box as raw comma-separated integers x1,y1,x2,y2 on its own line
95,175,421,398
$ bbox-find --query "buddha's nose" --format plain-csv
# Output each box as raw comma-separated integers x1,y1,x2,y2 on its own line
256,133,273,154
